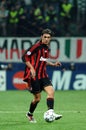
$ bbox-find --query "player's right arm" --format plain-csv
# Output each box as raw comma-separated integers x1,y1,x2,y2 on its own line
22,44,39,78
25,61,36,78
22,42,41,78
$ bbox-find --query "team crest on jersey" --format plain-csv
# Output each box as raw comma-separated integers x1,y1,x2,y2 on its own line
27,51,31,55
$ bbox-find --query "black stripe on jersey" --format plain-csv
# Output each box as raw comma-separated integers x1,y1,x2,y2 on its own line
40,62,45,78
35,50,42,79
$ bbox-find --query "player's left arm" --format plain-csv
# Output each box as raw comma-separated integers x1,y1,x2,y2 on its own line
46,61,66,71
46,61,62,67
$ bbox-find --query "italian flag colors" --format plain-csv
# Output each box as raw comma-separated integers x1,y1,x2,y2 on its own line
65,39,82,58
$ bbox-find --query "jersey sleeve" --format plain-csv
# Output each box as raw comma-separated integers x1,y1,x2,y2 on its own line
22,48,30,62
22,42,40,62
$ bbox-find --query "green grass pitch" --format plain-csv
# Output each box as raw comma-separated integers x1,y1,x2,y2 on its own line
0,90,86,130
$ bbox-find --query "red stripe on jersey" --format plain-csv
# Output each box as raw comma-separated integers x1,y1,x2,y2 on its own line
43,48,49,78
23,67,30,82
31,54,35,66
41,48,46,78
37,48,49,79
35,50,41,70
38,62,44,79
24,54,30,62
37,48,45,79
29,42,41,53
42,63,48,78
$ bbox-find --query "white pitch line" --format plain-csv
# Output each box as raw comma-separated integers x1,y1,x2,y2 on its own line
0,110,86,113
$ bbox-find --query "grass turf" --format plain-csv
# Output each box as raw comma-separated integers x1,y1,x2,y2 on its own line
0,90,86,130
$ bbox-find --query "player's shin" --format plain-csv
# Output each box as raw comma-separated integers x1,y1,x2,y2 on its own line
47,98,54,110
29,100,39,114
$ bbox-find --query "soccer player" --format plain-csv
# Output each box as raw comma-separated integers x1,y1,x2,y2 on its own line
22,28,62,123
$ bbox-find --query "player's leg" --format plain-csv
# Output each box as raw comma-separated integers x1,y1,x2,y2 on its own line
29,93,41,114
26,93,41,123
44,85,54,109
41,78,54,110
44,86,62,120
26,79,41,123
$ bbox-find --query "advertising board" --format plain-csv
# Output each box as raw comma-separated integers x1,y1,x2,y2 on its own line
0,37,86,62
6,63,86,90
0,71,6,91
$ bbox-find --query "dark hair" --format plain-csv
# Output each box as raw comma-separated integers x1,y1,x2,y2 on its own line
41,28,54,36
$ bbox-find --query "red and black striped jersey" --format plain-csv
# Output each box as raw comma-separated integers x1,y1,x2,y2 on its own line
22,41,50,81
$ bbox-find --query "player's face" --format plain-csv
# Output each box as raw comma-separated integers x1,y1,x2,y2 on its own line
41,34,51,45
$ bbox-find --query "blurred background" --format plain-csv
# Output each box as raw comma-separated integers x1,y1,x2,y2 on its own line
0,0,86,91
0,0,86,37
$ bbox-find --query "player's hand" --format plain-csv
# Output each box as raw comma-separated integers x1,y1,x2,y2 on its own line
30,67,36,78
26,61,36,78
54,61,62,67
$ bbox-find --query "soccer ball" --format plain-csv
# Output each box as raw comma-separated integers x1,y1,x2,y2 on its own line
44,109,55,122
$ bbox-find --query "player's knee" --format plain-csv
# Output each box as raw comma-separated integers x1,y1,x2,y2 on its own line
48,91,54,98
34,96,41,103
50,89,54,95
34,93,41,103
36,97,41,102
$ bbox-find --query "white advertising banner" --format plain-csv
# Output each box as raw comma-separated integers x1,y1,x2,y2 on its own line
0,37,86,62
0,71,6,91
